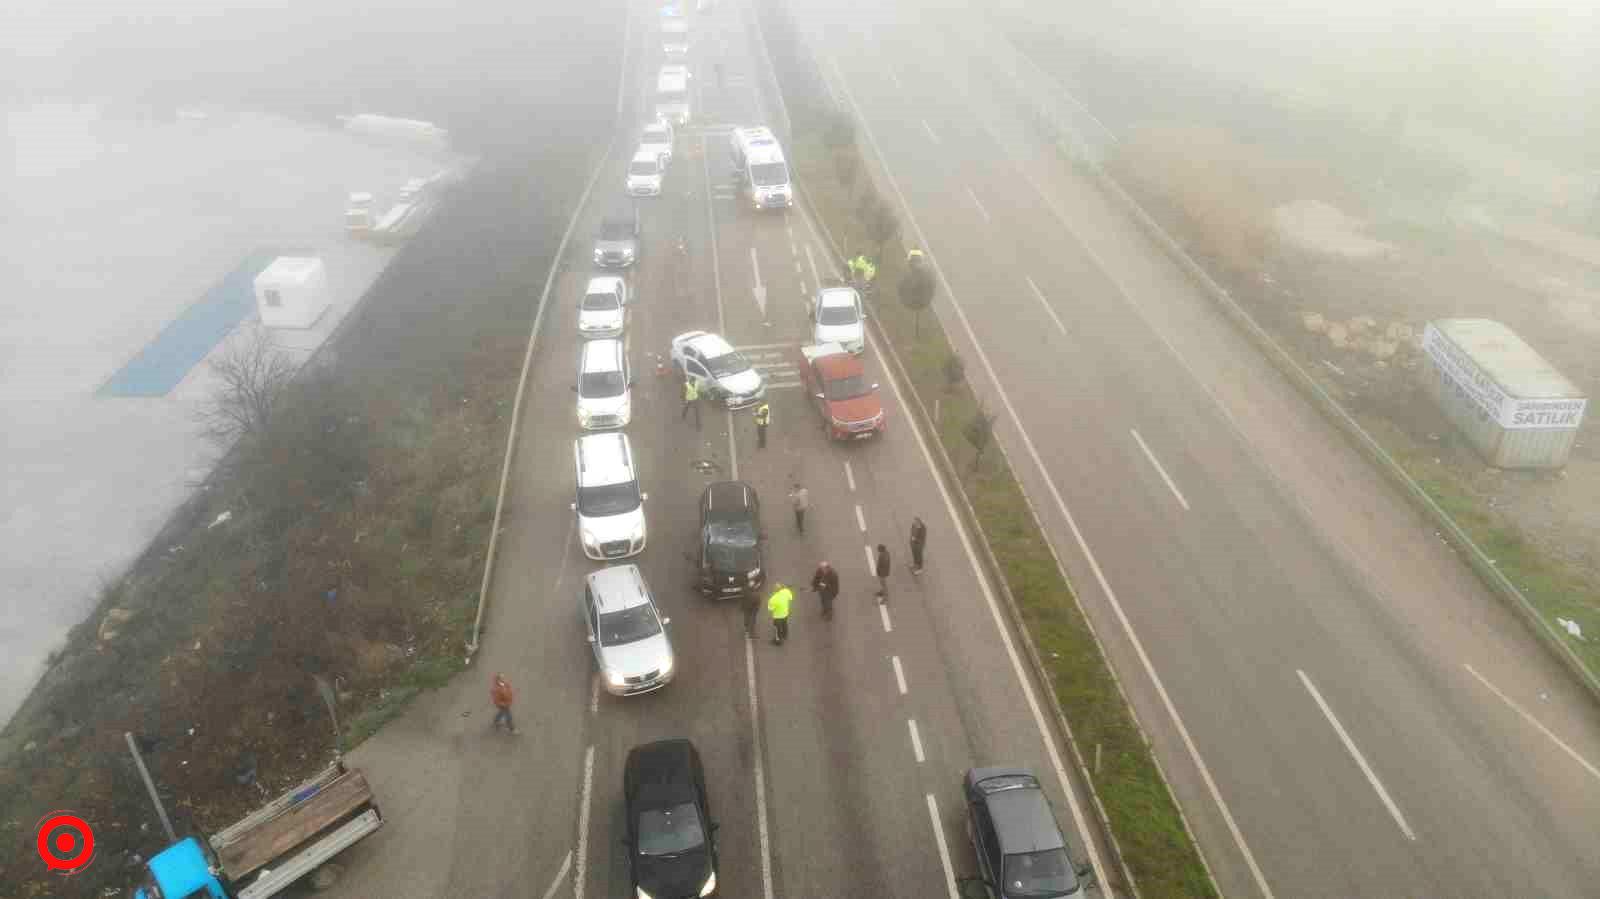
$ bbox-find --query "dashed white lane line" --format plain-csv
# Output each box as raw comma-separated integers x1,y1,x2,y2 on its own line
1297,670,1417,841
908,719,926,762
965,186,991,224
746,637,777,899
879,603,893,633
925,794,960,899
795,259,803,274
1025,275,1068,336
855,503,867,532
864,543,877,576
1131,428,1191,511
589,677,599,715
805,243,823,292
575,745,595,899
844,459,856,491
922,119,941,144
539,850,572,899
1464,664,1600,784
892,655,908,694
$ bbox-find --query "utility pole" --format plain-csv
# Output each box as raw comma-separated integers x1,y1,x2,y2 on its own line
125,732,177,843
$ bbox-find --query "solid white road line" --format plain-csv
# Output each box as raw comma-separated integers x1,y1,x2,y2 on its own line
589,676,599,715
908,719,926,762
575,745,595,899
540,850,573,899
965,186,991,224
1025,275,1068,336
893,655,908,694
1464,664,1600,783
1130,429,1191,511
702,134,727,336
844,459,856,491
750,246,768,318
879,603,893,633
735,341,798,352
925,794,960,899
922,119,941,144
855,503,867,532
1297,670,1417,841
745,638,777,899
830,55,1266,896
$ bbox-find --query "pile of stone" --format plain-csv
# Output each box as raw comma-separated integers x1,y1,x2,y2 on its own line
1303,312,1416,361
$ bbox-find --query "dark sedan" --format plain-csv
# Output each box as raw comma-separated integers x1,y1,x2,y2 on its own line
960,768,1094,898
696,481,764,598
625,739,718,898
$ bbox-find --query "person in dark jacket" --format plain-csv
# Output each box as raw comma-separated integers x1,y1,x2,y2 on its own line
810,560,840,620
874,544,891,604
909,516,927,574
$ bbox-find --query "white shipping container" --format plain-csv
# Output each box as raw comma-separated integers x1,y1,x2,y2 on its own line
254,256,331,330
1420,318,1586,469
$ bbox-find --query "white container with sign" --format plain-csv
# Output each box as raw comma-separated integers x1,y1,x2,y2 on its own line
254,256,330,330
1420,318,1586,469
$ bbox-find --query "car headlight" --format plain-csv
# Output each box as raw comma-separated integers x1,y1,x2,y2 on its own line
747,568,762,582
622,248,636,261
636,888,655,899
699,871,717,896
577,407,593,427
660,655,674,676
580,529,600,551
593,249,603,262
608,670,628,688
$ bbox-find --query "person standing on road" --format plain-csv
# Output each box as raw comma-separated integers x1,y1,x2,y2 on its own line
874,543,891,604
681,377,701,430
768,582,794,645
714,62,725,89
788,482,809,534
740,588,761,639
810,560,839,620
754,401,771,449
909,516,927,574
490,673,517,734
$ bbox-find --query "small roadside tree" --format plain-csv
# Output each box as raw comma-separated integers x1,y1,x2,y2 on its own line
196,322,296,449
942,352,965,393
964,405,996,471
833,149,858,200
898,265,936,338
862,196,900,262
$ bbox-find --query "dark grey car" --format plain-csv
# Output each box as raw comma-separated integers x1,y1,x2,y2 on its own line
593,208,641,268
960,768,1094,899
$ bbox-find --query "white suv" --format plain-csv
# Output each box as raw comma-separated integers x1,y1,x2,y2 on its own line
811,285,865,354
584,564,674,696
627,148,664,196
579,275,628,339
572,432,647,560
575,338,632,430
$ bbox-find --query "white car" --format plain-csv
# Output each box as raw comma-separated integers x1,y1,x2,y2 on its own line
811,285,866,354
670,330,765,409
641,120,675,167
572,432,647,560
579,275,628,339
575,338,632,430
584,564,674,696
627,148,663,197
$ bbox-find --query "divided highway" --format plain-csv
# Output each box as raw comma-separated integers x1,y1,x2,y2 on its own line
786,0,1600,897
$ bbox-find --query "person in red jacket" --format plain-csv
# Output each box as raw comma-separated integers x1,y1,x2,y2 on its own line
491,673,517,734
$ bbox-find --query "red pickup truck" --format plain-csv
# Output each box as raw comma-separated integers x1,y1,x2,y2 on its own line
799,343,886,440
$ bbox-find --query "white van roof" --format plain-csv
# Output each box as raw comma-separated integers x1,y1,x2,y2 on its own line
630,147,661,165
575,432,635,487
657,72,688,93
581,338,625,374
733,126,785,163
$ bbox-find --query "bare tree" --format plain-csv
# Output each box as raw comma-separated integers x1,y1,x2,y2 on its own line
964,404,996,470
196,323,297,448
898,266,936,338
862,194,900,261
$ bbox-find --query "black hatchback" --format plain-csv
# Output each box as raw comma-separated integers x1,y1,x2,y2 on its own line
697,481,765,598
960,768,1094,899
625,739,719,898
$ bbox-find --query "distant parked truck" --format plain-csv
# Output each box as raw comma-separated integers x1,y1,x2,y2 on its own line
133,760,382,899
344,192,375,234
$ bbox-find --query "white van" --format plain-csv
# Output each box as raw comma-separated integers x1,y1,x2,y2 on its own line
729,126,793,210
655,69,692,126
575,338,632,430
627,148,664,197
572,432,647,560
661,19,689,57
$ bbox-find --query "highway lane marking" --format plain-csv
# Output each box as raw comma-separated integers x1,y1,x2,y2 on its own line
885,63,905,92
804,243,823,292
1297,670,1417,841
745,636,777,899
855,503,867,532
844,459,856,491
750,246,768,318
925,794,960,899
540,850,572,899
1130,428,1190,511
864,543,877,576
1025,275,1068,336
965,186,991,224
795,259,803,274
701,133,727,336
827,58,1261,896
893,655,908,694
575,745,595,899
879,603,893,633
589,676,599,715
1464,664,1600,784
908,718,926,762
922,119,941,144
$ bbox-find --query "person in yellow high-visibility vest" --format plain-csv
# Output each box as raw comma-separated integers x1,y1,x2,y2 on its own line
681,377,701,430
753,401,771,449
767,582,794,645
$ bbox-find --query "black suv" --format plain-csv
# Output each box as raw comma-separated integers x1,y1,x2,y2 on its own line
593,208,641,268
960,768,1094,899
696,481,764,598
625,739,719,898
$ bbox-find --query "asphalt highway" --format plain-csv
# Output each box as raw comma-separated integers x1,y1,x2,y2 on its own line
782,1,1600,897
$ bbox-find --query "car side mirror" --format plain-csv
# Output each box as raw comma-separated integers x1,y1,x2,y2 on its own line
571,384,578,392
570,502,577,511
956,878,992,899
662,617,672,625
641,492,649,501
1075,863,1096,886
628,376,637,386
709,821,719,833
871,383,880,390
586,635,596,643
814,392,825,401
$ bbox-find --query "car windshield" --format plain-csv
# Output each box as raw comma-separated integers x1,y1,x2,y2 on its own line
637,802,705,856
643,128,669,144
658,90,687,104
1002,848,1076,897
706,524,758,569
823,374,869,401
582,291,620,311
580,370,626,398
598,603,661,645
577,481,640,517
599,221,632,240
704,350,749,378
751,161,789,187
629,160,658,176
818,303,858,326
